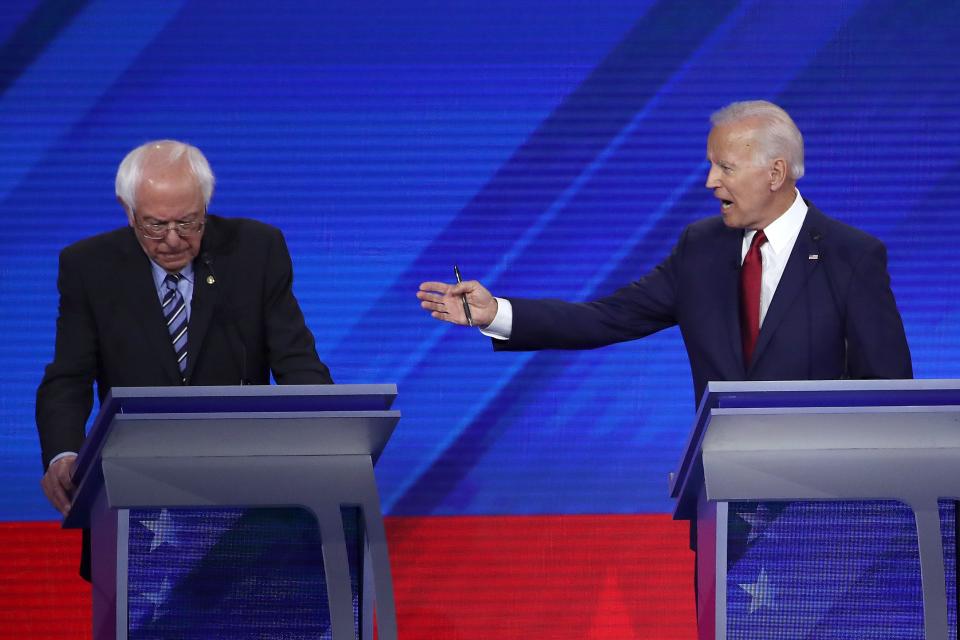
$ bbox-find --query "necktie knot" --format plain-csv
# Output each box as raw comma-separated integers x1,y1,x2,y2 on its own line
749,230,767,252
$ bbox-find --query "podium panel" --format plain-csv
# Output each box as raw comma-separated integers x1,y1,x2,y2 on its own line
672,380,960,640
125,506,361,639
719,500,955,639
64,385,400,640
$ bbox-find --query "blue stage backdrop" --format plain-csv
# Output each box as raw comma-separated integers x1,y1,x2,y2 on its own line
1,0,958,526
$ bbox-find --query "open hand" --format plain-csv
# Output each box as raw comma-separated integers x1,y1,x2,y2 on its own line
417,280,498,327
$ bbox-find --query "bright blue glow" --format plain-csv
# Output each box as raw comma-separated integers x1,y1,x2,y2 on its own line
3,1,960,521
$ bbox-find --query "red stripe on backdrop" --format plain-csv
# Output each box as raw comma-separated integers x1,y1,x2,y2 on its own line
0,522,90,637
388,514,696,639
0,514,695,639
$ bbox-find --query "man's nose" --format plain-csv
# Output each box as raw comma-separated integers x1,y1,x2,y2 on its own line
160,227,183,245
705,166,720,189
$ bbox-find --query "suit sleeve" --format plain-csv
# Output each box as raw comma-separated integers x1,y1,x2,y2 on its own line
35,248,97,469
496,228,686,351
843,240,913,379
262,227,334,384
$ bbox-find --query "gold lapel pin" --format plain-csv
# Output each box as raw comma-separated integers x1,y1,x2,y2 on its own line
206,275,216,285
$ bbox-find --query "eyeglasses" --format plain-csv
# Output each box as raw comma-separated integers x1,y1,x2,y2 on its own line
133,210,206,240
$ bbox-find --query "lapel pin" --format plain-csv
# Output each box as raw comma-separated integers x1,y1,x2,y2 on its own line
808,254,819,260
206,275,216,285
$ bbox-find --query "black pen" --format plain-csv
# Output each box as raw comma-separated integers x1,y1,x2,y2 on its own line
453,265,474,327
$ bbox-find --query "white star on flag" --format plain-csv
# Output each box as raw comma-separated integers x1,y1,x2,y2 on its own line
142,575,173,621
738,505,770,542
142,509,178,552
739,567,775,614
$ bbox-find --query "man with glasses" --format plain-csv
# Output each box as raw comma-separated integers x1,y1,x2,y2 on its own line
36,140,333,579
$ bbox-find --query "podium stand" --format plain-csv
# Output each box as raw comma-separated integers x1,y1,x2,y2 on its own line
670,380,960,640
63,384,400,640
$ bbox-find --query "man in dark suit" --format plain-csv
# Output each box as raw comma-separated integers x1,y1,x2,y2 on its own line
37,140,332,576
416,100,912,396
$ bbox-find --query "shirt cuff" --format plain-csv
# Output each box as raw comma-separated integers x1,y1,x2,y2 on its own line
479,297,513,340
49,451,78,468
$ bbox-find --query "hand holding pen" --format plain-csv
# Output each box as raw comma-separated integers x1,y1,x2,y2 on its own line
417,268,498,327
454,265,473,326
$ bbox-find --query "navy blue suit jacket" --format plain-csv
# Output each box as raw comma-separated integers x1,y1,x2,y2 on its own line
495,201,912,403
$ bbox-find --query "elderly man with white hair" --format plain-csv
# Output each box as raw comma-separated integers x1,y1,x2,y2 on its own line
36,140,333,581
417,100,916,622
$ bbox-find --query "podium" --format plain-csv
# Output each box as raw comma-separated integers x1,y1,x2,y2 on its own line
670,380,960,640
63,384,400,640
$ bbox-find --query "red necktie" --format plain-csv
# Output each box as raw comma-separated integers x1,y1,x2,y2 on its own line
740,230,767,365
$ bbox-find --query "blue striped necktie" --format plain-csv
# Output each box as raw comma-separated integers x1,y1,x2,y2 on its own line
162,273,188,380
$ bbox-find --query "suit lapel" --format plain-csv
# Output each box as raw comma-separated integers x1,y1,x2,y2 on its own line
714,226,747,373
184,260,216,382
750,210,822,369
117,230,183,383
183,221,220,382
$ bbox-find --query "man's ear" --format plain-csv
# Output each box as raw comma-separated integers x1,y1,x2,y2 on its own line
118,196,134,225
769,158,787,191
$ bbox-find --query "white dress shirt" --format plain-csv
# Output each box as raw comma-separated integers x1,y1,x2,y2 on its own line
742,189,807,326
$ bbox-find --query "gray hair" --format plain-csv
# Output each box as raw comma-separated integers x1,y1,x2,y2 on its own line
115,140,215,210
710,100,805,180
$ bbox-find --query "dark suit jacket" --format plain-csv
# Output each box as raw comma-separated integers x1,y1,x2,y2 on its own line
36,215,332,580
495,201,912,402
36,214,332,471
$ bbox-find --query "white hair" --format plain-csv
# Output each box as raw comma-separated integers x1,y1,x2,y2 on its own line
710,100,805,180
115,140,215,210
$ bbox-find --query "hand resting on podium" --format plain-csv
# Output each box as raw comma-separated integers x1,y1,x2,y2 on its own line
41,454,76,516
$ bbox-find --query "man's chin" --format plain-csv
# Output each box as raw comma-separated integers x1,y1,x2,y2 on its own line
156,255,190,272
720,211,740,228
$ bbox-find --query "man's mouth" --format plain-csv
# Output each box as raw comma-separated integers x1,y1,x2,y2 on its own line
721,200,733,210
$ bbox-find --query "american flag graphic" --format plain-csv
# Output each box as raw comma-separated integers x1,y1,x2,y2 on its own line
725,501,957,639
126,507,362,639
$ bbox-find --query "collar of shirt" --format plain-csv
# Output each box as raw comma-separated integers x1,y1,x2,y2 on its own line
150,260,195,320
741,190,808,327
150,260,195,291
741,189,808,261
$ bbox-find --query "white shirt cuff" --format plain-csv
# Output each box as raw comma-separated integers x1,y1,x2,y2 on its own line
49,451,78,468
479,297,513,340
